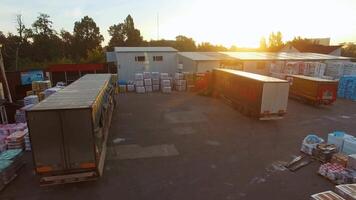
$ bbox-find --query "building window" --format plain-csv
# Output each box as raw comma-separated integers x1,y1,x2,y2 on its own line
135,56,146,62
153,56,163,61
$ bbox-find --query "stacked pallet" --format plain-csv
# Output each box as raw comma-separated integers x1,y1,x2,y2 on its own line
32,80,52,93
152,72,160,92
0,149,24,191
160,73,171,93
183,72,195,91
143,72,153,92
338,76,356,101
135,73,145,93
6,131,26,150
174,73,187,91
15,104,34,123
24,95,39,106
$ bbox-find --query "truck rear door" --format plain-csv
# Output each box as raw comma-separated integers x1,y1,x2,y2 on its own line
260,82,289,115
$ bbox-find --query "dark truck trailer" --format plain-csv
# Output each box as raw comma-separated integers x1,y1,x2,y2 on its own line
286,75,338,105
213,68,289,120
26,74,117,185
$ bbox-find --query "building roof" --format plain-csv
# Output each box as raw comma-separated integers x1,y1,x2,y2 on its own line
178,52,222,61
215,68,288,83
293,44,341,55
47,64,105,72
114,47,178,52
178,51,351,61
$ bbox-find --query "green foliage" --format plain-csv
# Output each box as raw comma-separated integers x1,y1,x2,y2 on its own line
81,48,105,63
341,43,356,59
174,35,196,51
107,15,143,50
268,31,284,52
72,16,104,61
197,42,227,52
259,37,267,51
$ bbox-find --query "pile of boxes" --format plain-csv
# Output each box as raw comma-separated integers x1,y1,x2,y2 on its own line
174,73,187,91
15,104,35,123
24,95,39,106
301,131,356,185
143,72,153,92
0,149,24,191
117,72,195,94
135,73,145,93
160,73,172,93
0,123,28,153
325,61,356,79
337,76,356,101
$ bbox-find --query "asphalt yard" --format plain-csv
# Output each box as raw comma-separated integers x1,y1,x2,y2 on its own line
1,92,356,200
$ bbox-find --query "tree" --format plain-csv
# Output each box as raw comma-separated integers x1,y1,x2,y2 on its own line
174,35,196,51
32,13,55,36
81,48,105,63
259,37,267,51
341,43,356,59
123,15,143,46
268,31,283,51
72,16,104,61
107,15,143,49
108,23,125,50
197,42,227,52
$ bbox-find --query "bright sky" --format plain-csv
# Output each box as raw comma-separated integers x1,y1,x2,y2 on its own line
1,0,356,48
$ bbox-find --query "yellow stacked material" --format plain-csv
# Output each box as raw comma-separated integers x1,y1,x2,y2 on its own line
331,153,348,167
32,80,52,93
37,92,45,102
26,90,34,96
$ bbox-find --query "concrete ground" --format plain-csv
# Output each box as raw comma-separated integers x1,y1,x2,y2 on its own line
1,92,356,200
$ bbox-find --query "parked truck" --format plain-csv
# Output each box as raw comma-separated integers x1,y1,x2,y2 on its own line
213,68,289,120
286,75,338,105
26,74,117,185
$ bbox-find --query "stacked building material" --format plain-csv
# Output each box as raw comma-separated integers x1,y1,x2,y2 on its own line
325,62,346,79
144,73,153,92
336,184,356,199
32,80,52,93
24,129,31,151
311,190,346,200
312,144,338,163
183,72,195,91
0,149,24,191
328,131,354,152
127,81,135,92
331,153,348,167
343,137,356,155
151,72,160,92
318,162,345,182
24,95,39,106
6,131,26,150
15,104,34,123
135,73,145,93
338,76,356,101
174,73,187,91
160,73,171,93
44,87,62,98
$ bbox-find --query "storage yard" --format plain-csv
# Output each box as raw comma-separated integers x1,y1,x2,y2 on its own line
0,48,356,199
0,93,356,199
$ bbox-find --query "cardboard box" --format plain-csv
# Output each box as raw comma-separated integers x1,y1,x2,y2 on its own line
331,153,348,167
347,154,356,170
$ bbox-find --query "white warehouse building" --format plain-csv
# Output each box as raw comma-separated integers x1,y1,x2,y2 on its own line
106,47,178,81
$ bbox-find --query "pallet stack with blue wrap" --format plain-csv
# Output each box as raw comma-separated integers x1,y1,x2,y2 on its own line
338,76,356,101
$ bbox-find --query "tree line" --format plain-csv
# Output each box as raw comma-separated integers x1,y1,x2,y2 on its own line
1,13,355,71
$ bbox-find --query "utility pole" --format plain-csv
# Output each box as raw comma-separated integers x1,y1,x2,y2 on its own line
0,44,13,103
157,12,159,40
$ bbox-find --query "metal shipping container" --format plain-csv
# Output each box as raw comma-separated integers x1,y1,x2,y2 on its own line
286,75,338,105
26,74,116,185
213,68,289,120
